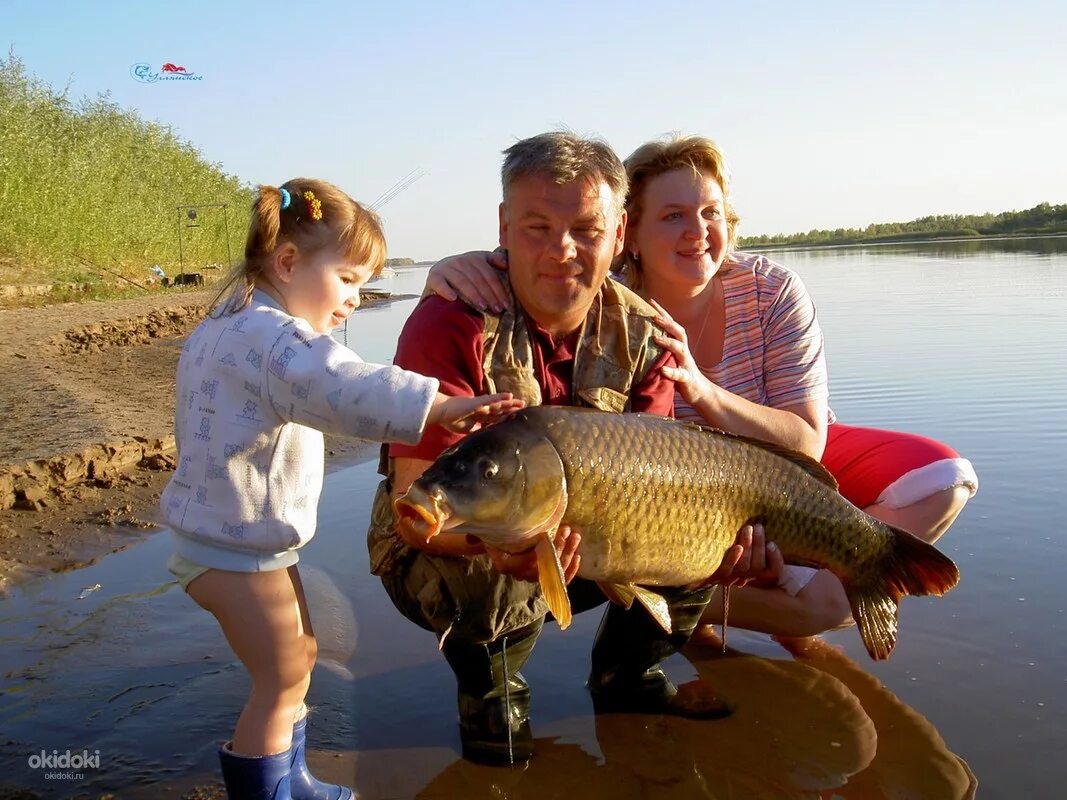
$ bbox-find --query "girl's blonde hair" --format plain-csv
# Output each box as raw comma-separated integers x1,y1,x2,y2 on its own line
212,177,387,316
616,135,741,290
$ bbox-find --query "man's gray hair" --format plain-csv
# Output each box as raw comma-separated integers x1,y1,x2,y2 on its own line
501,131,628,215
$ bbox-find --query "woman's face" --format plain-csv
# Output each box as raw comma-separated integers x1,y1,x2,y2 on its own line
631,167,729,290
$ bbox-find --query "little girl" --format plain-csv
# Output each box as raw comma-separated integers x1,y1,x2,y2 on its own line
161,178,521,800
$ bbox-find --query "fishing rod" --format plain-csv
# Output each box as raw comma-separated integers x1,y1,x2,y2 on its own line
371,169,427,210
75,255,149,291
343,168,428,348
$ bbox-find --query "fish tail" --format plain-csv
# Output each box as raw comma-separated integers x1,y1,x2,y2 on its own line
847,525,961,660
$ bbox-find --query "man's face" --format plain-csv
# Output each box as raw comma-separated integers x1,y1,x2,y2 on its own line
499,175,625,336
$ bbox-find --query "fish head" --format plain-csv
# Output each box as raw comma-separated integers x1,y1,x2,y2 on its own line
394,416,567,550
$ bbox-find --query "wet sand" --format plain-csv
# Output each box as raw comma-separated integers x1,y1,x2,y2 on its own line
0,289,395,594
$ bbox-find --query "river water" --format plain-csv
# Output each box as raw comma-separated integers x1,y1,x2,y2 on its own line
1,237,1064,799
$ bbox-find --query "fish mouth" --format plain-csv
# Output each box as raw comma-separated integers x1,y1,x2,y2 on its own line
394,485,453,542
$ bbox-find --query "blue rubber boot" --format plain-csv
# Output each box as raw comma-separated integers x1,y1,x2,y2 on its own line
290,711,354,800
218,741,293,800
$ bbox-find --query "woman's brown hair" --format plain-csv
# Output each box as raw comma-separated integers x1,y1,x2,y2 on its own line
616,135,741,290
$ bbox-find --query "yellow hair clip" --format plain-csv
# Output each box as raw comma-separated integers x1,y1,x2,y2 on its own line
303,190,323,221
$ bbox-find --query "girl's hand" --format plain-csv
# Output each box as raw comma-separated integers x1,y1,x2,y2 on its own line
649,298,715,408
483,524,582,584
430,392,524,433
425,249,511,313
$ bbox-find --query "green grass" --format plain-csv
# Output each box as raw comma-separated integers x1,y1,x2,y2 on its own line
0,52,253,290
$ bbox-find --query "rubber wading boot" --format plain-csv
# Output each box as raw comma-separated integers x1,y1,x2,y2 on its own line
289,709,355,799
442,620,542,766
218,741,293,800
587,586,730,719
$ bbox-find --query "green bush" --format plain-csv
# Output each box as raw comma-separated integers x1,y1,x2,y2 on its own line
0,52,253,288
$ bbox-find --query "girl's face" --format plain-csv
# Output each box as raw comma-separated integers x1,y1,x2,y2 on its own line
275,246,374,333
631,168,729,291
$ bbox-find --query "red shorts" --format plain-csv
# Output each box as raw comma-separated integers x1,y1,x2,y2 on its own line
821,423,979,510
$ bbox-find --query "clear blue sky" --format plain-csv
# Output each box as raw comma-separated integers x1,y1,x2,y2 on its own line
6,0,1066,260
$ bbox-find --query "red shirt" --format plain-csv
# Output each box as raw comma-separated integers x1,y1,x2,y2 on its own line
391,295,677,462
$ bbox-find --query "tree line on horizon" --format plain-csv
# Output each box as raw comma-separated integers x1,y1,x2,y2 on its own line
3,51,1063,292
739,203,1067,248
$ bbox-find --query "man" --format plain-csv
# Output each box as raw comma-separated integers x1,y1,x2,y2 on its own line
366,132,724,767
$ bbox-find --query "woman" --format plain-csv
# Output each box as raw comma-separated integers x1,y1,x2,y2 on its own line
425,134,978,640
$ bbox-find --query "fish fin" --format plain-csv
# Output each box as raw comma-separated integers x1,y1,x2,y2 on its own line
633,586,674,633
682,420,840,492
536,531,572,631
847,525,961,660
597,581,637,609
847,585,899,661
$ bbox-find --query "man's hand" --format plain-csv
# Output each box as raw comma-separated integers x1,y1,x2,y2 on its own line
707,523,785,588
483,524,582,584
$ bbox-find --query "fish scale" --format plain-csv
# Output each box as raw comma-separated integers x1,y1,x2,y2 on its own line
398,406,960,659
544,410,890,587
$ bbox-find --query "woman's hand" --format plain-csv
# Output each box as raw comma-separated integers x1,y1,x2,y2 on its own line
425,249,511,312
649,298,715,408
483,524,582,584
430,392,525,433
707,523,785,588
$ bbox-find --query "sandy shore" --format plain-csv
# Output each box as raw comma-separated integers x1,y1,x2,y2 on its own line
0,288,392,594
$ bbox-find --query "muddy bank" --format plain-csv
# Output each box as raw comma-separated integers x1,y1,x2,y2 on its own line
50,306,204,355
0,288,398,592
1,436,177,512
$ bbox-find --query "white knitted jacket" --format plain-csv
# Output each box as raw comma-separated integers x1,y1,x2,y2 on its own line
161,291,437,559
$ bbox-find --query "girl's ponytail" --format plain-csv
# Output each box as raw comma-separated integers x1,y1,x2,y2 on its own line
211,179,386,317
248,184,285,259
211,185,287,316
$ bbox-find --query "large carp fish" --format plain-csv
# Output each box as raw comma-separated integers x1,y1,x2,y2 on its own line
394,407,959,660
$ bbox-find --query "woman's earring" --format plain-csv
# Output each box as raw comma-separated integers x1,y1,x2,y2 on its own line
630,250,640,262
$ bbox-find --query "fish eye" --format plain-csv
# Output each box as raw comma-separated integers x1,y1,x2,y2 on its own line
480,459,499,480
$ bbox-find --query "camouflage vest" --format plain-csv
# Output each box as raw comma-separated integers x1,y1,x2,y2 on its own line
367,275,666,576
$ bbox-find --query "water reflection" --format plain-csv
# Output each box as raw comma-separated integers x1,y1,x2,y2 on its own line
355,638,976,800
772,636,977,800
349,627,977,800
0,458,980,798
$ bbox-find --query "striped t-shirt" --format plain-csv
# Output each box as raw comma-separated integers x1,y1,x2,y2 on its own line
667,252,833,423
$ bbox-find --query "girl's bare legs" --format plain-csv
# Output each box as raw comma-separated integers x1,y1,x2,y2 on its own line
696,485,973,639
188,565,316,755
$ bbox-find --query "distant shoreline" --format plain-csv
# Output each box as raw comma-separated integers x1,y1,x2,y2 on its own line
399,234,1066,266
744,231,1067,253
